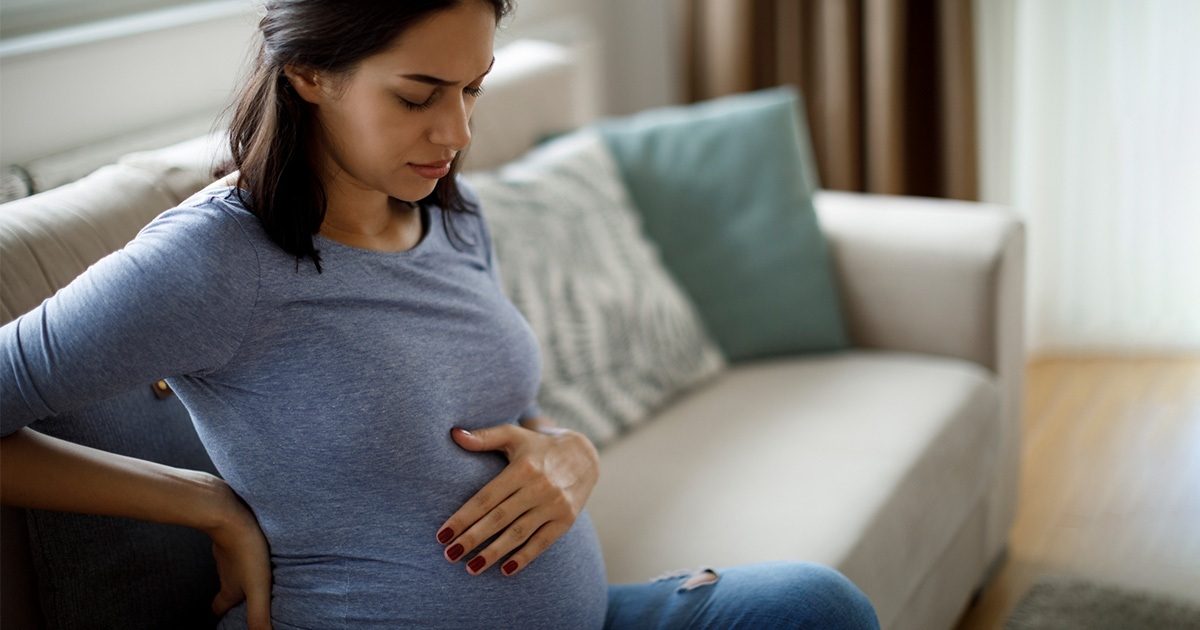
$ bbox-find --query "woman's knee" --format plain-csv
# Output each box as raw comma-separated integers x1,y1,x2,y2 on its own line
728,561,880,630
782,562,880,630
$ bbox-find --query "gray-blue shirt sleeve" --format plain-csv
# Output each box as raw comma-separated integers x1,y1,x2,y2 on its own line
0,201,261,437
458,177,543,422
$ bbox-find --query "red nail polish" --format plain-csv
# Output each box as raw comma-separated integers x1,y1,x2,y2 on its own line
502,560,518,575
447,543,464,561
437,528,454,544
468,556,486,572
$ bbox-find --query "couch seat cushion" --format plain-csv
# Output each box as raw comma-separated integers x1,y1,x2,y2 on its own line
587,349,1001,628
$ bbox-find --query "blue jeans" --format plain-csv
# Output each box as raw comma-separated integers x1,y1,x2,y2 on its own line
604,561,881,630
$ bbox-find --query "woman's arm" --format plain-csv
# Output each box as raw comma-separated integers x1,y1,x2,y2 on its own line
0,198,274,627
0,427,228,532
0,427,278,629
0,200,259,435
0,200,257,520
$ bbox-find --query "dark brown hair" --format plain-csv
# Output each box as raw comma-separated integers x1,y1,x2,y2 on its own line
212,0,514,273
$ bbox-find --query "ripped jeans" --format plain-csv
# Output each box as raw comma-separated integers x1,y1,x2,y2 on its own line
603,561,881,630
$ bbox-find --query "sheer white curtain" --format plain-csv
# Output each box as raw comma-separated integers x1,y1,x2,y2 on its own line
978,0,1200,354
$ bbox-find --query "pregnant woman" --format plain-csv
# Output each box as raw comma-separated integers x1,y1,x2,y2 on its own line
0,1,880,628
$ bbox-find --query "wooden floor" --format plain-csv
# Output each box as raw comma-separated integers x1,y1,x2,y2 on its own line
954,356,1200,630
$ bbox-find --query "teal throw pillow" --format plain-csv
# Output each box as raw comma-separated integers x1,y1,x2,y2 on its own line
593,85,848,360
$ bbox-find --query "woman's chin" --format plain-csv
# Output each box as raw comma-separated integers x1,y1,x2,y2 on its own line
391,183,436,204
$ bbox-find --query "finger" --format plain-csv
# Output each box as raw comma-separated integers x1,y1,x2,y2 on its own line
499,518,572,577
246,583,273,630
450,423,524,456
445,485,536,566
436,459,530,546
466,505,553,576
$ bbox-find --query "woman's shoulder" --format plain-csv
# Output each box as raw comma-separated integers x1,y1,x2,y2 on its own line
130,183,263,277
149,182,263,242
176,182,260,230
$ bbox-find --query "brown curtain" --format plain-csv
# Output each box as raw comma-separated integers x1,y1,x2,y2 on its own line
682,0,978,201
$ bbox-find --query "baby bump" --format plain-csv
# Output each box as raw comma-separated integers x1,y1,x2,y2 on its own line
340,508,608,627
222,419,608,627
220,509,608,629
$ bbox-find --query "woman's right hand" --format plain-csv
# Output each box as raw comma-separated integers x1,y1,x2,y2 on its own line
205,480,274,630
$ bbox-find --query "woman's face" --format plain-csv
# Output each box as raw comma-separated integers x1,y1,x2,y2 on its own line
287,2,497,202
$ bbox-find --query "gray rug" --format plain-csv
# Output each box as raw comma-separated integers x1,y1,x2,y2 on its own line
1006,575,1200,630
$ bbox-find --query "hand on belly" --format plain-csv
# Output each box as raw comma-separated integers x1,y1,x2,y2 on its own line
431,420,600,578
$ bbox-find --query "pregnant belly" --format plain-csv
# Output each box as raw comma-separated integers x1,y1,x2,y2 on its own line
220,509,608,629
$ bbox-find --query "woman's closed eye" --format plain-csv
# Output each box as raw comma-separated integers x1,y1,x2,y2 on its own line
398,85,486,112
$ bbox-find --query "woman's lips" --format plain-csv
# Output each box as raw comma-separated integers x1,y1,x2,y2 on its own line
408,160,451,179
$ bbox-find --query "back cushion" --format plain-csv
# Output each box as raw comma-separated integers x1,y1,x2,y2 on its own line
0,162,223,629
463,130,727,448
595,86,850,361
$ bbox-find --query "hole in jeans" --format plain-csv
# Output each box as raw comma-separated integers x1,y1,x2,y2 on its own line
677,567,719,592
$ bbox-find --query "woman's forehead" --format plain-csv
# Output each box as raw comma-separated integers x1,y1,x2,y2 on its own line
363,4,496,83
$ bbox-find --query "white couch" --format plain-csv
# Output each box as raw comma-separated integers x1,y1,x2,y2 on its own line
588,188,1025,630
0,39,1024,630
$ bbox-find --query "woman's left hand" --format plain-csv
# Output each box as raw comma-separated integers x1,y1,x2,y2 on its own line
436,419,600,577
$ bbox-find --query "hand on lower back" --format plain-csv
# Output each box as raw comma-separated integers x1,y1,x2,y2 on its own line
206,482,274,630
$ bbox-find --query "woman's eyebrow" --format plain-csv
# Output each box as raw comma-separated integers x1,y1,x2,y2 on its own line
398,56,495,86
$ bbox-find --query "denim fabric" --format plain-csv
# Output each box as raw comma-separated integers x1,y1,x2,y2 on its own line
605,561,881,630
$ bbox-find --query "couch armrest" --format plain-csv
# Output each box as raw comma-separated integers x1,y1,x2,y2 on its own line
814,189,1027,559
814,190,1025,375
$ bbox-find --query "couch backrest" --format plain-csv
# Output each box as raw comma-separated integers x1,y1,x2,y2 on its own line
0,164,180,324
0,38,589,630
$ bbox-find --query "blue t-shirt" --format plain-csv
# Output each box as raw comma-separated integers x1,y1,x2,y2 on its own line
0,178,609,629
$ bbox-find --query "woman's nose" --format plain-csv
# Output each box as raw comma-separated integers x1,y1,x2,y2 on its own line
429,97,472,152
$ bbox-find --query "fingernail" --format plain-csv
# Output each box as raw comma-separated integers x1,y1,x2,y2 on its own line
502,560,518,575
468,556,486,573
447,543,464,561
437,528,454,544
453,427,472,437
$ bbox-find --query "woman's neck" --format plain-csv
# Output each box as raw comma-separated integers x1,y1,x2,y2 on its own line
316,160,424,252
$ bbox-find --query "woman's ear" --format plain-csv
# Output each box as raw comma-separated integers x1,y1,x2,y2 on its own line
282,63,324,105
